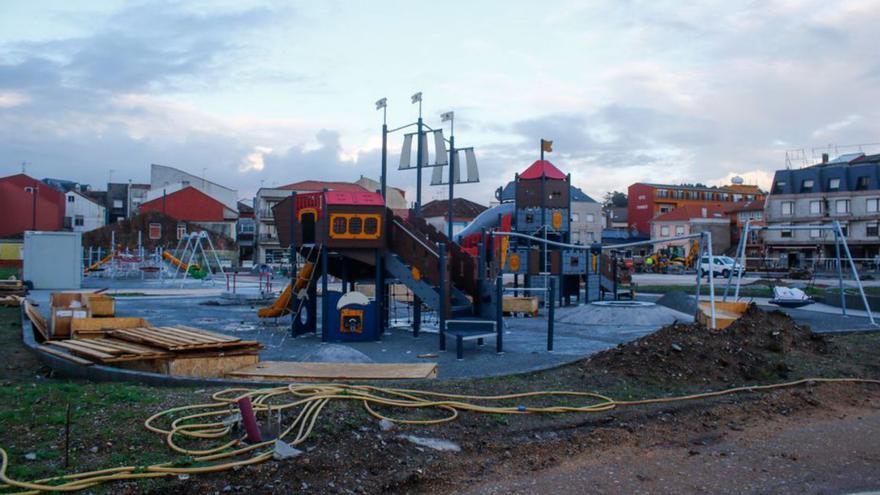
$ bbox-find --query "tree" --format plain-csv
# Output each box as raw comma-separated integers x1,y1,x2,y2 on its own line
603,191,627,208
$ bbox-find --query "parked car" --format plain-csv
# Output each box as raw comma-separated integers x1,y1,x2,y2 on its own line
700,256,745,278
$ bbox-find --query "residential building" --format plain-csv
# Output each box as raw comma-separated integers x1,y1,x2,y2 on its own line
496,182,603,244
255,180,369,264
106,182,150,223
650,204,731,256
723,199,766,258
354,176,408,210
0,174,65,236
138,186,238,240
421,198,488,236
604,206,628,229
764,153,880,267
42,178,91,193
64,190,106,232
237,201,255,263
628,180,765,236
147,164,238,212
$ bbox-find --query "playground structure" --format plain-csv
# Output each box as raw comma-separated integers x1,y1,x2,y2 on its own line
82,230,227,283
259,155,721,352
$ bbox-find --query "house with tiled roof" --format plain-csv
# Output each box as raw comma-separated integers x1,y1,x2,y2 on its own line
420,198,488,236
650,203,732,255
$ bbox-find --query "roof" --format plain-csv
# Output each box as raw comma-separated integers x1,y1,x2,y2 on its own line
519,160,567,180
280,180,368,193
652,204,729,223
324,191,384,206
421,198,488,219
633,182,763,194
605,206,628,221
722,200,763,213
498,181,596,203
68,189,104,208
237,201,254,214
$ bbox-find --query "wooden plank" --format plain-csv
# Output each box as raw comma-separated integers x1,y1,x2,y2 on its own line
165,354,260,378
227,361,439,381
48,341,116,361
111,328,191,349
71,317,147,333
25,301,49,341
174,325,240,342
37,345,94,366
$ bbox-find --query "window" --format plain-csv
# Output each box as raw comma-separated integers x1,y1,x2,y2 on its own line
675,225,685,236
176,223,186,239
364,217,378,235
809,227,821,238
828,178,840,191
74,215,84,227
781,228,792,238
867,198,879,213
835,199,850,214
571,232,580,243
800,179,814,192
660,226,670,237
348,217,362,235
657,189,668,198
809,200,821,215
67,195,75,203
781,201,794,215
840,225,848,236
773,181,786,194
856,176,870,190
332,216,347,235
113,199,123,209
659,205,673,214
148,223,161,240
63,216,72,229
586,214,594,223
868,223,879,237
571,213,580,222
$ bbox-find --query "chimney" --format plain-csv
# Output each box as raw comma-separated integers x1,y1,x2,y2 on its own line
822,153,829,164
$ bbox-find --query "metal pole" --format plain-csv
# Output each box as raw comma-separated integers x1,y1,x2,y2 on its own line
732,220,750,301
447,130,455,239
374,249,383,339
694,233,703,320
706,231,717,329
547,280,555,351
289,192,297,335
320,245,329,342
835,220,876,325
724,219,748,301
438,243,447,351
31,187,37,230
833,221,846,316
495,275,503,353
415,109,423,215
381,117,388,204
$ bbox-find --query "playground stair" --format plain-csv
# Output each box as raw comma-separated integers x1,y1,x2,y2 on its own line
387,214,484,319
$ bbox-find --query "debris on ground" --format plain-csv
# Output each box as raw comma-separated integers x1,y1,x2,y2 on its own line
584,304,829,385
398,435,461,452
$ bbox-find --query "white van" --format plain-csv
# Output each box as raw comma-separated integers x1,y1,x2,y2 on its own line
699,256,745,278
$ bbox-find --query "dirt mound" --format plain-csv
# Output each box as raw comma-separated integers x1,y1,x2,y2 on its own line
584,304,829,386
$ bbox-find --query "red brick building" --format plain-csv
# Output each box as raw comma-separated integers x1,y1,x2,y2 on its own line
0,174,65,236
138,186,238,240
628,182,765,236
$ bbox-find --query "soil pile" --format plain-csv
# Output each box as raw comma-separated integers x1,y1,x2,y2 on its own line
584,304,829,385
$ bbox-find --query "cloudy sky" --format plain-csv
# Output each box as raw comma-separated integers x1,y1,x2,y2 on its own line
2,0,879,204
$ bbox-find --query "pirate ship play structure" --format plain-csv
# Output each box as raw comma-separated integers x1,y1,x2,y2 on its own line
258,156,608,357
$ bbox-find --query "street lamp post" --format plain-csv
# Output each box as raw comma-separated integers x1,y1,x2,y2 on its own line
375,98,388,204
442,111,455,239
413,92,423,215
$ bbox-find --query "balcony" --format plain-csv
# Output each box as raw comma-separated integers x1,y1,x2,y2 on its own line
258,233,279,244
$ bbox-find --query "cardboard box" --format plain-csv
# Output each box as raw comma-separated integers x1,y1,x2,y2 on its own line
49,292,89,339
85,294,115,317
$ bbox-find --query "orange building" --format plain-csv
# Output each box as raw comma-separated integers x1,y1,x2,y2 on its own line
628,181,765,235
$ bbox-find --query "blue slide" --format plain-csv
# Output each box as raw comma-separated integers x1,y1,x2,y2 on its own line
454,203,515,242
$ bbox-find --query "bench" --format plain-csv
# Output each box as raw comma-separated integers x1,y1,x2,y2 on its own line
444,319,500,360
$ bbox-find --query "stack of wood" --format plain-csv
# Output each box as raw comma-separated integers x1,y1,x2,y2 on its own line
0,294,23,307
0,280,26,297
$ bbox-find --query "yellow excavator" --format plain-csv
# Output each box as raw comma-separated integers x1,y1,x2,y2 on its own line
257,245,321,318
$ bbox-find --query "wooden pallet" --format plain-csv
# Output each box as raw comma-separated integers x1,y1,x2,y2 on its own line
227,361,439,381
48,338,172,363
109,326,259,352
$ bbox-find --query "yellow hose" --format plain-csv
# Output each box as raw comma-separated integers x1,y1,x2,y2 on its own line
2,378,879,493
